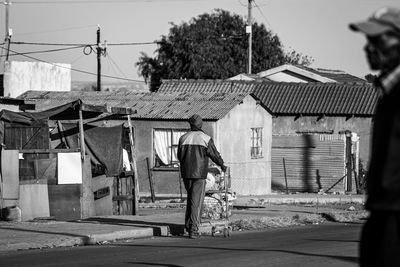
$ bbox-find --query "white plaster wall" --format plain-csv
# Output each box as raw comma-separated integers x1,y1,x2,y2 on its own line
216,95,272,195
4,61,71,98
0,104,20,112
19,184,50,221
265,72,308,83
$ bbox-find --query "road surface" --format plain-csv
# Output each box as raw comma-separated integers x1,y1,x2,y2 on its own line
0,222,362,267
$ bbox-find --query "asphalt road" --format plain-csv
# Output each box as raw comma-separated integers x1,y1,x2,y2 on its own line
0,222,362,267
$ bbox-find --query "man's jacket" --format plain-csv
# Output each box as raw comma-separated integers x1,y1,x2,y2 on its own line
178,130,224,179
367,77,400,211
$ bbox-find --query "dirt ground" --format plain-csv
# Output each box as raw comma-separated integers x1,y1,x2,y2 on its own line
139,202,368,231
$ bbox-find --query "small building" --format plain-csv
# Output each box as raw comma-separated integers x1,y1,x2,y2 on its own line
3,61,71,98
19,90,273,197
158,79,378,193
229,64,366,83
0,100,136,221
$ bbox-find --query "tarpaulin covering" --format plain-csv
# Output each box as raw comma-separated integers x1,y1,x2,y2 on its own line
51,123,124,177
0,100,127,176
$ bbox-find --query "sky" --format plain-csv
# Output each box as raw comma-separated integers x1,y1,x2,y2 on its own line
1,0,399,84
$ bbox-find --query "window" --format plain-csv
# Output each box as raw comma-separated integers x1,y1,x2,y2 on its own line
251,128,263,159
154,129,187,168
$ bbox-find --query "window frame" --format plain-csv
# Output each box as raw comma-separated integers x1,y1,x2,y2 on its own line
153,128,188,170
250,127,263,159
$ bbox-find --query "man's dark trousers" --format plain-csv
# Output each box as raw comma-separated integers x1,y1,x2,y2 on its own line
183,178,206,233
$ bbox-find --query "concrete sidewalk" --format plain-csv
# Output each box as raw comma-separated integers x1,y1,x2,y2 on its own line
0,193,366,252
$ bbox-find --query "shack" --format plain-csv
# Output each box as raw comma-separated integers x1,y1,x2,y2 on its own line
0,100,138,221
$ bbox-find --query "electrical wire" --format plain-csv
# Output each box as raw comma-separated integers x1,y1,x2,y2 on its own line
0,45,85,57
105,54,124,79
12,0,203,4
107,41,158,46
253,0,273,30
106,51,127,78
11,41,96,46
70,53,86,64
11,41,158,46
1,46,145,83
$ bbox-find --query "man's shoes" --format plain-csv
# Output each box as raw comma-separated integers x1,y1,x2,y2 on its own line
189,232,200,239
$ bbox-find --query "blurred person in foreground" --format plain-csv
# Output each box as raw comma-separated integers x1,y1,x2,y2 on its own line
177,114,227,239
350,7,400,266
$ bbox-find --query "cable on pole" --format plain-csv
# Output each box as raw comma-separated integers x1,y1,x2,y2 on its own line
11,41,158,46
0,45,85,57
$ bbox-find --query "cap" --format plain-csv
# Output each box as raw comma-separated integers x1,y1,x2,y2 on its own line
349,7,400,36
189,114,203,130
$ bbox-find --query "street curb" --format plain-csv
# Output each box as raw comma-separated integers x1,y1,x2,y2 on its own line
84,228,156,245
0,227,158,252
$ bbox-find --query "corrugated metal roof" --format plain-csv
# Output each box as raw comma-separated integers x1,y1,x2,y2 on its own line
18,90,250,120
160,79,255,93
159,80,378,116
296,65,366,83
254,82,377,116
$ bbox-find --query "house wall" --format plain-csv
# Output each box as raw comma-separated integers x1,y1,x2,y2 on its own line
264,72,308,83
216,95,273,195
104,103,273,197
131,120,216,196
3,61,71,98
272,116,372,168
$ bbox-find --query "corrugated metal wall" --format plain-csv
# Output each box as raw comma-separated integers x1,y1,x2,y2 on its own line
272,134,346,193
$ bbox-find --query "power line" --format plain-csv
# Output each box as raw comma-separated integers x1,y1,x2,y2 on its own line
253,0,273,30
11,41,158,46
70,53,86,64
11,41,96,46
106,51,127,78
1,46,145,83
11,0,202,4
0,45,85,57
107,41,158,46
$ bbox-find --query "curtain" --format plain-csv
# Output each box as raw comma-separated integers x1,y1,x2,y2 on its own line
154,130,171,165
172,131,186,163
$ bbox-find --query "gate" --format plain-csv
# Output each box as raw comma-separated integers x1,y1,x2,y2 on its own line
271,134,347,193
112,173,135,215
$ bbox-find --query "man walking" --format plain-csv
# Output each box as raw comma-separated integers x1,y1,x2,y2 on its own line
350,7,400,266
178,114,227,239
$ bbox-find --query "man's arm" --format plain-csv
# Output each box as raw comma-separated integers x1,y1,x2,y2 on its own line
206,138,227,171
177,138,182,163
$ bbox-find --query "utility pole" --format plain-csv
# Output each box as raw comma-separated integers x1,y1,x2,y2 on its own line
96,25,101,91
246,0,253,74
1,0,12,73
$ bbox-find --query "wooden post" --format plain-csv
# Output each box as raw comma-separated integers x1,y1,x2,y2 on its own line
78,107,85,161
57,120,69,149
283,158,289,194
146,157,156,203
345,132,352,192
127,115,139,215
351,154,360,194
78,106,86,219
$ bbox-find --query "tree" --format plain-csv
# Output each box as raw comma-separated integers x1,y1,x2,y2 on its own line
364,73,378,83
136,9,312,91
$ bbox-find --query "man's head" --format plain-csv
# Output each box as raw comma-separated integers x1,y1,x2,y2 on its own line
350,7,400,73
189,114,203,131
